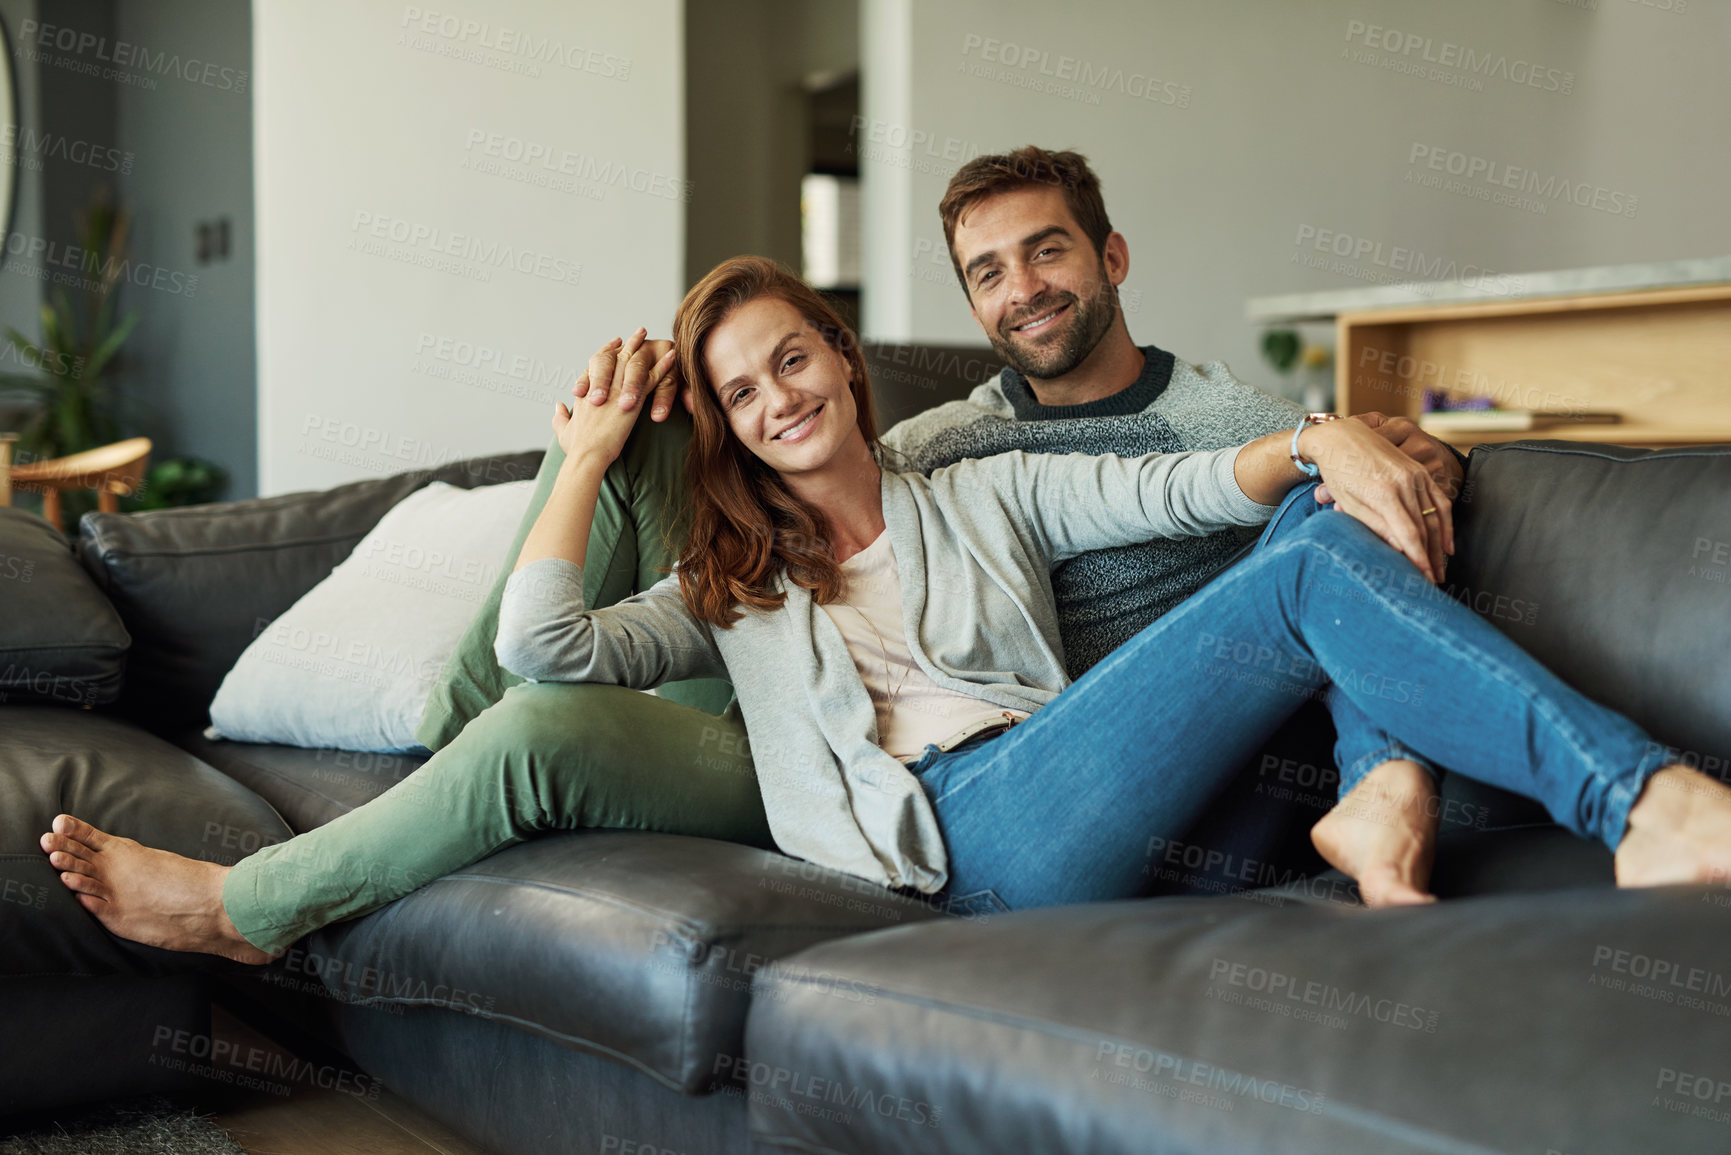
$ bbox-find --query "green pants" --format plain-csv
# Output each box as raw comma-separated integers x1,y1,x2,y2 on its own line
223,417,773,956
557,409,732,717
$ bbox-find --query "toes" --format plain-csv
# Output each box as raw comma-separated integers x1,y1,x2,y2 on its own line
51,814,110,848
73,892,106,918
58,869,110,901
48,850,97,877
40,831,97,863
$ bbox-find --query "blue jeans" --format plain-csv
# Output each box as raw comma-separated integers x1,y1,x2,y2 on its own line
905,485,1672,913
1256,487,1441,801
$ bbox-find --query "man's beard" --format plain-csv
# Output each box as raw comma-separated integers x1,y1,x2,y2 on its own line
988,272,1118,382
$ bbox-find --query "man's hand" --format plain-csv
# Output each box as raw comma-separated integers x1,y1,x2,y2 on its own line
573,336,691,420
554,329,669,466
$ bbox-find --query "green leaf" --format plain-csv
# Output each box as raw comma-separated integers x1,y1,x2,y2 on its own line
0,372,54,395
129,456,228,509
38,302,62,354
48,288,78,351
94,286,115,342
1260,329,1302,375
82,311,138,383
1,339,54,380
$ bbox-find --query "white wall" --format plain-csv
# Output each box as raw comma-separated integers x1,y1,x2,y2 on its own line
861,0,1731,394
255,0,684,495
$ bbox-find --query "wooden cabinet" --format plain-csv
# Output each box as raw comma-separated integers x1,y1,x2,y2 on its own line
1334,283,1731,448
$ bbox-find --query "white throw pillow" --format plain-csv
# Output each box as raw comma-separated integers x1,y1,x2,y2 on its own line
206,479,535,753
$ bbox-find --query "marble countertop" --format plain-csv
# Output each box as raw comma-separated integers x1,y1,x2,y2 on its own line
1246,255,1731,324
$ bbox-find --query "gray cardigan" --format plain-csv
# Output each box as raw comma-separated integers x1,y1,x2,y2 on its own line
494,446,1278,895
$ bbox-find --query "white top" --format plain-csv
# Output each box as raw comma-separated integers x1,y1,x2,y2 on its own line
817,529,1029,762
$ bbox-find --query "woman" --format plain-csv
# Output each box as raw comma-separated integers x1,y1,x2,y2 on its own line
41,258,1731,961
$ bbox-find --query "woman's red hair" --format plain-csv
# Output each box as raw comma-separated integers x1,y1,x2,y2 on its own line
671,256,881,628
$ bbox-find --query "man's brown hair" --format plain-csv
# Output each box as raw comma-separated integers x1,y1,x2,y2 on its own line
938,146,1113,299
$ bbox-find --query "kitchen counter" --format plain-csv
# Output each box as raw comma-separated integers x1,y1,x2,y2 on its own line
1247,255,1731,325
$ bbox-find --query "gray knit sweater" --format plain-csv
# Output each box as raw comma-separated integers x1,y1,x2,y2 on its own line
880,347,1305,675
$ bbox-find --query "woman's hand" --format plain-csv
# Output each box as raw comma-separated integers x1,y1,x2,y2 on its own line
571,335,690,420
554,328,675,467
1314,412,1463,503
518,329,669,576
1300,417,1454,583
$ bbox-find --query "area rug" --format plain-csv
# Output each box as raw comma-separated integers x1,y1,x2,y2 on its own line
0,1095,246,1155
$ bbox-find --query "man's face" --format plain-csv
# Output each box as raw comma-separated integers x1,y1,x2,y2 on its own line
951,184,1123,381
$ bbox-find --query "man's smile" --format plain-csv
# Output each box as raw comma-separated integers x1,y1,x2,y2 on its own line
1010,301,1070,335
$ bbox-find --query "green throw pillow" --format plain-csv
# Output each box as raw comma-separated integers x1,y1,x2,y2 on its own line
414,434,733,753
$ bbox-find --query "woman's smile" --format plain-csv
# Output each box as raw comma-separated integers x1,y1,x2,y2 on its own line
772,403,825,444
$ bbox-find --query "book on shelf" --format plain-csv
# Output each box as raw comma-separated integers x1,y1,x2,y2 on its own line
1417,408,1624,433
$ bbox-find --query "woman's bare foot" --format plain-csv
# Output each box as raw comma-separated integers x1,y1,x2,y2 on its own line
1614,766,1731,888
1310,760,1440,908
38,814,277,964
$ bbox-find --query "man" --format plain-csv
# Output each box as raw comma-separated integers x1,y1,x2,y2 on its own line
598,146,1463,905
884,148,1458,672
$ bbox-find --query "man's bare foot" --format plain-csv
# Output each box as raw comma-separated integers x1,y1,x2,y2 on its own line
1614,766,1731,888
38,814,277,964
1310,760,1440,908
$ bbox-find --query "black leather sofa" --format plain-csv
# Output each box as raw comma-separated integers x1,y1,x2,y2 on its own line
3,432,1729,1155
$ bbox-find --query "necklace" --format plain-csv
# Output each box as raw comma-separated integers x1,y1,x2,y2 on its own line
841,599,911,713
838,571,912,715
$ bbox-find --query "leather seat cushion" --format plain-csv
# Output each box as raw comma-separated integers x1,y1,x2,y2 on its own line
0,706,294,977
746,881,1731,1154
175,728,427,833
264,832,946,1095
170,726,947,1092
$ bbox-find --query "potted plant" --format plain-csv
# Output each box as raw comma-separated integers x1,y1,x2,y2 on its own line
0,188,230,526
2,188,136,454
122,456,229,512
1260,327,1334,412
0,187,137,526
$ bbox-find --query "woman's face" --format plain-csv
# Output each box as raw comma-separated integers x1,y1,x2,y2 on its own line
702,295,862,479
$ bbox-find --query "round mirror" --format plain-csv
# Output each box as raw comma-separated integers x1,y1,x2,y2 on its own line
0,16,14,261
0,15,21,445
